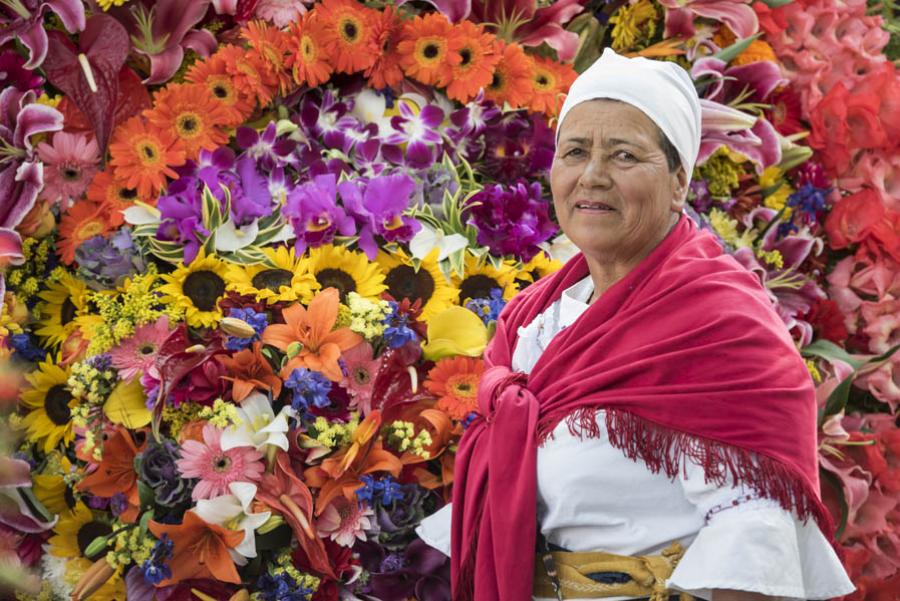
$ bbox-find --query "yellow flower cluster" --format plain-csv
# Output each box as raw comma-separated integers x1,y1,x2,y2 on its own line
708,208,755,249
6,237,53,303
343,292,390,341
757,249,785,269
106,524,154,570
760,167,794,217
806,359,823,383
68,361,116,406
386,420,432,459
311,416,357,449
161,402,205,438
87,267,170,355
609,0,658,52
199,398,243,428
698,149,745,198
96,0,129,10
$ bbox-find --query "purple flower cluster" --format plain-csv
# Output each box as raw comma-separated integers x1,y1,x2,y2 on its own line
465,180,557,261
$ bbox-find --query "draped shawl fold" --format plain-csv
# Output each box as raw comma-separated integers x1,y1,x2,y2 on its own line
450,216,832,600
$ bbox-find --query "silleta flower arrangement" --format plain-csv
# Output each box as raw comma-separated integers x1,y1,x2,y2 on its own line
0,0,898,599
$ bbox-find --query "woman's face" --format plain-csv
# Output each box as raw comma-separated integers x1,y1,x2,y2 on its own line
550,99,688,269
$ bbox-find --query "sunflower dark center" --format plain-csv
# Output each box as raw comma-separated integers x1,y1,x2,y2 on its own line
252,269,294,292
64,486,77,509
423,43,440,59
182,270,226,312
316,268,357,302
459,274,500,304
60,297,77,326
44,385,73,426
118,187,138,201
62,167,80,181
385,265,435,305
77,520,112,559
460,48,472,66
342,19,359,41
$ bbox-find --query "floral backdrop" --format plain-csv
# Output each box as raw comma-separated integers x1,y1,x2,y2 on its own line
0,0,898,599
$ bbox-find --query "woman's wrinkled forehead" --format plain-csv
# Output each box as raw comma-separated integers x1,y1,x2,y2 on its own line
556,98,658,144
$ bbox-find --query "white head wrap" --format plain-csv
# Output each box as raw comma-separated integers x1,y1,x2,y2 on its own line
557,48,702,178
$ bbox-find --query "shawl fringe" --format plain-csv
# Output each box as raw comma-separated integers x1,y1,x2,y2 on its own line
537,407,836,539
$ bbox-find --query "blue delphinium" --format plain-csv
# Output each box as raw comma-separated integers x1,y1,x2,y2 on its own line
10,333,46,362
382,301,418,349
256,572,313,601
357,474,405,507
465,288,506,325
284,368,332,414
224,307,268,351
142,535,173,585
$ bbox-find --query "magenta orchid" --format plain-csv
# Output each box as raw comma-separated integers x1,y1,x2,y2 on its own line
284,173,356,254
384,102,445,170
0,0,85,69
338,172,421,259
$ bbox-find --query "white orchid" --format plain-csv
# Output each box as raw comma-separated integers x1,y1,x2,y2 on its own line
194,482,271,565
409,224,468,263
220,392,291,452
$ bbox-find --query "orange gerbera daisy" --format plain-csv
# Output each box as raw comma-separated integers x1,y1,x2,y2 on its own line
86,169,142,211
144,83,230,161
485,42,535,109
287,12,335,87
425,356,484,420
528,55,577,117
56,200,122,265
217,44,279,107
108,116,186,199
317,0,378,74
186,52,256,127
242,20,295,95
446,20,502,103
397,13,463,88
364,6,404,89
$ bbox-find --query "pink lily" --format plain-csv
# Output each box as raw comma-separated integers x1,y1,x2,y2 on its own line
404,0,587,61
0,456,56,533
691,56,786,103
697,99,781,173
0,0,85,69
659,0,758,40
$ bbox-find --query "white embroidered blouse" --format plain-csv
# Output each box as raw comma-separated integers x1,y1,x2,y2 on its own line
416,276,854,601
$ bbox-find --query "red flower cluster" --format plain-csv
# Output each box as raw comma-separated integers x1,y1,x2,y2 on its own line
824,189,900,264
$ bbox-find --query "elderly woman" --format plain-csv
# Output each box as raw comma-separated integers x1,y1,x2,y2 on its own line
417,49,854,601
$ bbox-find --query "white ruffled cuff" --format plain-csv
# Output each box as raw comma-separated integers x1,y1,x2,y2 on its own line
416,503,452,557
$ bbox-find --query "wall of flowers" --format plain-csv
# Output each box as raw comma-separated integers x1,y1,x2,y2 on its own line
0,0,898,599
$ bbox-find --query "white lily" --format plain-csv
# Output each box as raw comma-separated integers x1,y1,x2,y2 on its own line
221,392,291,452
214,218,260,252
122,201,161,226
194,482,271,565
409,225,469,262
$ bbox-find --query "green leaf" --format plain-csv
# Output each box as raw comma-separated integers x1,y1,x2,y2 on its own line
139,508,155,536
817,373,854,426
138,480,155,508
819,469,848,539
760,0,794,7
801,340,866,371
713,34,763,64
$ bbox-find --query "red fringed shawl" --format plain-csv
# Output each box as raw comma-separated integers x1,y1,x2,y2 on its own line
450,216,832,600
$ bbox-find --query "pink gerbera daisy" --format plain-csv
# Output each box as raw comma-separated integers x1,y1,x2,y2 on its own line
316,496,374,547
176,424,265,500
36,132,100,209
340,341,381,415
109,317,170,382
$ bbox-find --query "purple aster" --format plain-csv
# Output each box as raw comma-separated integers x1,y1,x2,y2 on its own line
236,122,298,170
338,172,420,259
0,50,43,92
299,90,358,152
465,180,557,262
384,102,444,170
283,173,356,253
479,111,554,183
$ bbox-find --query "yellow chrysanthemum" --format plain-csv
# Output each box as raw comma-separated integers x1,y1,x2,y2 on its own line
307,244,388,302
453,254,518,305
228,246,319,304
19,358,75,453
49,505,124,601
377,248,459,322
34,271,89,348
516,251,563,287
609,0,658,52
158,250,231,328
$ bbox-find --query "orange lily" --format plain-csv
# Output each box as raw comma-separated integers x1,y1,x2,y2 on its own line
220,342,282,402
261,288,363,381
148,511,244,585
76,427,145,522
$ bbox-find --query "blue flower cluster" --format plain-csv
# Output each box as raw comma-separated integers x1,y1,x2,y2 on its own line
284,368,332,414
141,534,173,586
357,474,405,507
224,307,268,351
788,184,830,224
465,288,506,325
10,333,46,362
256,572,313,601
382,301,418,349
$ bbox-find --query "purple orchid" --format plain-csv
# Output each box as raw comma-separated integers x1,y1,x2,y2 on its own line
697,99,781,174
156,177,208,263
384,102,445,170
114,0,217,84
660,0,759,40
478,111,555,184
692,57,787,104
284,173,356,253
0,50,43,93
338,172,421,259
299,91,360,153
0,0,85,69
229,156,274,225
236,122,299,171
449,93,501,141
465,180,558,261
0,88,63,268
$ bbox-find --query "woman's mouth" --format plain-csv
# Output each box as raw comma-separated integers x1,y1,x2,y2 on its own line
574,201,615,212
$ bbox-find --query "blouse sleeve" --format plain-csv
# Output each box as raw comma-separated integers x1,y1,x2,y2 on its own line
415,503,452,557
666,459,855,600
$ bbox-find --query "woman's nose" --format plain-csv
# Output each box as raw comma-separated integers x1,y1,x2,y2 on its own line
578,154,613,189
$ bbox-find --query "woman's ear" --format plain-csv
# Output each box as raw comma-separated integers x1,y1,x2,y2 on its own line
670,167,689,212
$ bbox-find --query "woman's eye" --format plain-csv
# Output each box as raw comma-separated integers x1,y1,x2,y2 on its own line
564,148,584,158
614,150,637,162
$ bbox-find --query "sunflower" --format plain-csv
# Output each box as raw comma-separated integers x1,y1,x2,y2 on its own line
35,270,89,347
377,248,458,322
516,250,563,288
56,200,121,265
397,13,463,88
158,250,231,328
108,116,186,198
364,6,404,89
453,254,518,305
144,83,231,161
485,42,535,109
287,12,335,87
446,21,502,103
528,55,577,117
33,454,85,518
49,505,124,601
19,358,75,453
228,246,319,304
242,20,295,95
186,52,256,127
317,0,378,74
307,244,387,302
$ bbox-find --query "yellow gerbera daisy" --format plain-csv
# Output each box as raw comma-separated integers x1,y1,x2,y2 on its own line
453,254,518,304
49,505,124,601
19,358,75,453
228,245,319,304
158,250,231,328
516,251,563,288
307,244,387,302
34,270,89,348
377,248,458,322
